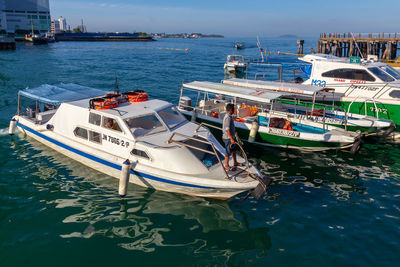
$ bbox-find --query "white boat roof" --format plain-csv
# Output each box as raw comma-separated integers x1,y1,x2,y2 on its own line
18,83,108,104
299,54,348,63
222,78,322,96
183,81,291,103
67,98,172,118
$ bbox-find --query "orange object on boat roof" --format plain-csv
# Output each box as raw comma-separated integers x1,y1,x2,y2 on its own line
123,90,149,102
89,97,118,110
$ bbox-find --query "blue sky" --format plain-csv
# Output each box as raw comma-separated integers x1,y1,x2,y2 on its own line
50,0,400,37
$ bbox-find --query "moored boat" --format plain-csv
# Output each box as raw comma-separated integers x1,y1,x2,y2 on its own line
222,78,396,136
224,55,248,73
9,83,270,200
178,81,363,153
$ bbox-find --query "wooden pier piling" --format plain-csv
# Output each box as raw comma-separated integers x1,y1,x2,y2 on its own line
317,33,400,62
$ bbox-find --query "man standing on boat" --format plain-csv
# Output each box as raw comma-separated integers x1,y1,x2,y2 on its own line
223,103,239,171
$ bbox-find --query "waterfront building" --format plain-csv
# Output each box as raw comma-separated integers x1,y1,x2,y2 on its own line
51,19,60,34
58,16,66,31
0,0,51,34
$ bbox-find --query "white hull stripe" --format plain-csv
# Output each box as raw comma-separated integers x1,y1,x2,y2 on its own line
17,122,230,190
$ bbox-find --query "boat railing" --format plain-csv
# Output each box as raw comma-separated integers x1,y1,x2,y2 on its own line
284,98,349,131
347,96,381,119
194,122,251,176
167,131,230,180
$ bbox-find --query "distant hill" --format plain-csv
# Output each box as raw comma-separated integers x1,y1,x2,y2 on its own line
279,34,298,38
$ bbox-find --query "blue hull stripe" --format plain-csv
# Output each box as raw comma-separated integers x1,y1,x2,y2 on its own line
17,122,223,190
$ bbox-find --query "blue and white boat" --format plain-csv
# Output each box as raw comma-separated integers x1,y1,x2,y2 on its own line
9,83,269,200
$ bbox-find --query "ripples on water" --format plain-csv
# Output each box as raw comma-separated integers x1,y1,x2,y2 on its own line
1,39,400,266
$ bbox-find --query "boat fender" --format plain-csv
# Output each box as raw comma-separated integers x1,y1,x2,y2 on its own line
119,159,131,198
382,123,396,137
248,121,259,143
350,137,363,155
46,124,54,131
8,118,17,135
191,109,198,122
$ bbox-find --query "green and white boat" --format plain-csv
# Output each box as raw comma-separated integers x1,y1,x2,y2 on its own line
254,54,400,126
222,78,395,136
178,81,363,153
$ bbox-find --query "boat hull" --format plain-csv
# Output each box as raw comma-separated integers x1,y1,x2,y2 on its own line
16,121,257,200
182,112,357,152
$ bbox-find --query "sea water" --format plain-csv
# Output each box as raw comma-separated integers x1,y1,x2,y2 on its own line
0,38,399,266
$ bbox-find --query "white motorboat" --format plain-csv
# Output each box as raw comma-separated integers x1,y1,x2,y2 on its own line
224,55,248,73
9,83,270,200
178,81,363,153
222,78,395,136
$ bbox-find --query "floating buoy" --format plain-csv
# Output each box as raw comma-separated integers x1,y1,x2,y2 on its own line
185,48,189,52
8,118,16,135
119,159,131,198
278,51,281,55
248,121,259,143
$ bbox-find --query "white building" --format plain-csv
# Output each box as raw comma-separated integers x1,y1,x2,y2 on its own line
58,16,66,31
0,0,51,34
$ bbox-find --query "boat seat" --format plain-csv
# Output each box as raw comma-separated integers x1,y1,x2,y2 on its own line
36,109,57,122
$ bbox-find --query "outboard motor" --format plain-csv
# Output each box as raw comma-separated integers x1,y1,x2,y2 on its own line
179,96,193,111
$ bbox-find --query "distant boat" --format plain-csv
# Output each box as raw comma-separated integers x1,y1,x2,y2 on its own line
24,34,48,45
234,42,244,50
224,55,248,73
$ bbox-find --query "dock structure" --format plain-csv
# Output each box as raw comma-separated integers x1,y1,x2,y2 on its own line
0,37,16,50
317,33,400,61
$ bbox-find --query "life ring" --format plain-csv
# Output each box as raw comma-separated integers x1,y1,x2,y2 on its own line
283,120,293,131
234,117,244,123
211,111,219,118
123,90,149,102
104,93,128,104
89,97,118,110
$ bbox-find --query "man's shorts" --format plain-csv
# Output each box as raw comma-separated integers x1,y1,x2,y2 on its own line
223,138,237,156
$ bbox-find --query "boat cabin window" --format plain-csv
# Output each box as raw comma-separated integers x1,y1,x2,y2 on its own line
379,65,400,80
131,149,150,159
124,114,166,137
389,90,400,98
89,131,102,144
103,117,122,132
368,67,395,82
157,106,187,130
89,113,101,126
74,127,88,140
322,68,375,81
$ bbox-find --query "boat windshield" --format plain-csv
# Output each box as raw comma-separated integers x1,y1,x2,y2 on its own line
368,67,395,82
379,65,400,80
124,113,167,137
157,106,187,130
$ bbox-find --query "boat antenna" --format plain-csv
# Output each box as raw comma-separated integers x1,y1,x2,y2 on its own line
350,32,364,60
114,76,119,93
257,36,264,62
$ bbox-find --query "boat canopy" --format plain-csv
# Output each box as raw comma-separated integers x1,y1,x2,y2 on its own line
18,83,107,104
183,81,290,103
222,78,322,96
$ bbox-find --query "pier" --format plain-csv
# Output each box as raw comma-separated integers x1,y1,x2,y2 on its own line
317,33,400,61
0,37,16,50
